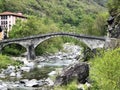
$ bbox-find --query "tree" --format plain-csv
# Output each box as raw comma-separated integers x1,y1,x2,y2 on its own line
9,16,60,38
107,0,120,15
93,12,108,36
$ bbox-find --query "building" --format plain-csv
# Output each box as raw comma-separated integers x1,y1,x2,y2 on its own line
0,11,27,40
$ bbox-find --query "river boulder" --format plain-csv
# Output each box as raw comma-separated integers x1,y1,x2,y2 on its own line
55,62,89,85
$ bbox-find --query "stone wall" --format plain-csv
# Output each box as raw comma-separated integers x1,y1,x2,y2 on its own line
105,38,120,49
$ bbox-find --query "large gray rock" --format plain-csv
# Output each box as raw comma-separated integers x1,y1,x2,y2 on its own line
20,66,31,72
45,78,54,86
0,80,7,90
107,13,120,38
10,72,16,77
25,79,39,87
3,65,15,75
55,62,89,85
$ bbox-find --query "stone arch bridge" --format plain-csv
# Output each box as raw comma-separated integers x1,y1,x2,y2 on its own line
0,32,108,60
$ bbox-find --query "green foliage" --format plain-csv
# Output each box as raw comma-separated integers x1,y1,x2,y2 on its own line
90,48,120,90
93,12,109,36
54,80,77,90
5,0,107,37
1,0,108,55
2,44,26,56
0,0,5,12
9,16,63,55
82,47,95,61
0,54,21,69
107,0,120,14
1,0,106,36
78,14,95,35
35,37,63,55
9,16,60,38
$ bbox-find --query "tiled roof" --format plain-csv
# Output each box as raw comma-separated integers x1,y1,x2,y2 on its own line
0,12,27,18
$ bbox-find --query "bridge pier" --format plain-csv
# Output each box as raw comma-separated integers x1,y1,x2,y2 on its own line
27,44,36,60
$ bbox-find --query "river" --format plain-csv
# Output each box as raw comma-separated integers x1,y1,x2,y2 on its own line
0,43,83,90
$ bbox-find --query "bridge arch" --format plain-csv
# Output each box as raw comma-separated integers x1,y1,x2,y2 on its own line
0,43,26,56
34,33,105,50
1,42,27,50
35,36,83,55
35,35,84,48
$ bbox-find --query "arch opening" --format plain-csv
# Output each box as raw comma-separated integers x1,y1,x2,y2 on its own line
35,37,63,55
1,43,26,56
35,35,90,56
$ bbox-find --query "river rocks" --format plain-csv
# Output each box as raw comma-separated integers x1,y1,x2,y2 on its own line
37,65,42,68
16,71,22,78
23,59,35,68
0,80,7,90
48,71,56,76
25,79,39,87
21,66,31,72
20,79,29,84
20,78,53,87
36,43,82,67
10,72,16,77
0,79,54,89
3,65,16,75
0,43,83,89
107,12,120,38
77,82,91,90
0,73,5,78
45,78,54,86
55,62,89,85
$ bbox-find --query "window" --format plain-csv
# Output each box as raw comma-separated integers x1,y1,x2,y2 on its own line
1,16,4,19
9,24,11,27
1,16,7,19
5,21,7,24
5,16,7,19
3,21,5,24
1,21,3,25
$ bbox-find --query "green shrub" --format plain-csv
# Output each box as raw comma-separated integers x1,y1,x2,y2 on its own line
2,44,26,56
90,48,120,90
54,80,77,90
35,37,63,55
0,54,21,69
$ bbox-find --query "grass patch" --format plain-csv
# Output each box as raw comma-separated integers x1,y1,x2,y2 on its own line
0,54,21,69
54,80,78,90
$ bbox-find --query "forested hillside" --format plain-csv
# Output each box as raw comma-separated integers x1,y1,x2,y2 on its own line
0,0,107,36
0,0,106,16
0,0,108,55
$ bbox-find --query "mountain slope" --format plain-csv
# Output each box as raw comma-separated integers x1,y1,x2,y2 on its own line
0,0,106,17
0,0,107,36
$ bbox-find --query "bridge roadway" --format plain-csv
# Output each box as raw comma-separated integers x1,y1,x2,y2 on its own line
0,32,107,60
